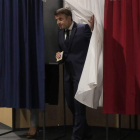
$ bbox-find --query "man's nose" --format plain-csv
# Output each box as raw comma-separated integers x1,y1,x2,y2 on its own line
57,20,60,25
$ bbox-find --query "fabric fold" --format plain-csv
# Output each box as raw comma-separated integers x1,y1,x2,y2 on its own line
64,0,104,108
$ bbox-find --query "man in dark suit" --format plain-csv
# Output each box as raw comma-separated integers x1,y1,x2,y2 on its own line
55,8,94,140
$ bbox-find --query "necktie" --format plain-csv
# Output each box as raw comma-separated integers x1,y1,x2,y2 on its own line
64,30,70,47
66,29,70,40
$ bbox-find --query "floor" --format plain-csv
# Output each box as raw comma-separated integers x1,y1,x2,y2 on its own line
0,123,140,140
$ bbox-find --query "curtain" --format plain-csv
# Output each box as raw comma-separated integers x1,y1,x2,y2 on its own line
103,0,140,114
0,0,45,110
65,0,140,114
64,0,104,108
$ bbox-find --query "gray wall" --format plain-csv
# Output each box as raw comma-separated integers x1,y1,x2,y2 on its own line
43,0,63,64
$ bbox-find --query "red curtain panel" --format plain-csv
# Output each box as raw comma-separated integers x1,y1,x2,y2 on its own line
103,0,140,114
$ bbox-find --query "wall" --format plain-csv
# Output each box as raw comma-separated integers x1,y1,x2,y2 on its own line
0,108,12,127
1,66,139,130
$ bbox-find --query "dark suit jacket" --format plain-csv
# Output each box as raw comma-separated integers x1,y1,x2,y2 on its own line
59,22,92,82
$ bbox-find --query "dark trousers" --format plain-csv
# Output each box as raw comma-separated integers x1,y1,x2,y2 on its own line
64,76,88,140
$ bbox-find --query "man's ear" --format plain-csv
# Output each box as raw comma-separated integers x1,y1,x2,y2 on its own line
68,16,71,21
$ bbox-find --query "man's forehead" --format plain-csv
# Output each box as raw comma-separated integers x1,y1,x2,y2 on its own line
55,14,66,18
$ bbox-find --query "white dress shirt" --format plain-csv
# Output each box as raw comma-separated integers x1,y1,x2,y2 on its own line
65,21,74,39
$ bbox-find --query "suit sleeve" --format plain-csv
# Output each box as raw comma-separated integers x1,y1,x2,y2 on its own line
58,31,62,51
58,31,67,62
84,24,92,41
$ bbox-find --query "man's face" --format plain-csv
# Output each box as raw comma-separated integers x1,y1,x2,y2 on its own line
55,14,71,29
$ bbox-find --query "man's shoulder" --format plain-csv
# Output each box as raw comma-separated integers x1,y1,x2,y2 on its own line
76,23,89,29
73,21,85,28
77,23,85,27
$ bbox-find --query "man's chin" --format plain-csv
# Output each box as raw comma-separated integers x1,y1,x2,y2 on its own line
59,26,65,30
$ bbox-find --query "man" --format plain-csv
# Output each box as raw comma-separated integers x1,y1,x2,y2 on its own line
55,8,94,140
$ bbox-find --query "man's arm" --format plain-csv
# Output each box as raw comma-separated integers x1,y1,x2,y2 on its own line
83,15,94,40
55,31,64,62
88,15,94,31
84,24,92,40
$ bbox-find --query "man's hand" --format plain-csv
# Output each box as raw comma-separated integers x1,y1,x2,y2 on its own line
88,15,94,31
56,52,61,59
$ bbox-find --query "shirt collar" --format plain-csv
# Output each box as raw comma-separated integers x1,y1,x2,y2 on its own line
68,21,74,30
65,21,74,31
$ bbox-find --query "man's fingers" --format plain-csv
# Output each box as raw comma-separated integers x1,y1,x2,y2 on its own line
56,54,60,58
56,53,60,57
90,16,94,22
55,52,61,59
88,15,94,31
88,16,94,23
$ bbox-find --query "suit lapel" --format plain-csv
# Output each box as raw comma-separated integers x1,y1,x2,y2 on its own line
59,30,68,51
60,29,64,44
59,22,77,52
69,22,77,51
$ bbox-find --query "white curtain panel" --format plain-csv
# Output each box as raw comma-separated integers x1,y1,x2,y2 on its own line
64,0,105,109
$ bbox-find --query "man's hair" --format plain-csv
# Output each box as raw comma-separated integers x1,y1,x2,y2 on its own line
54,8,73,21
